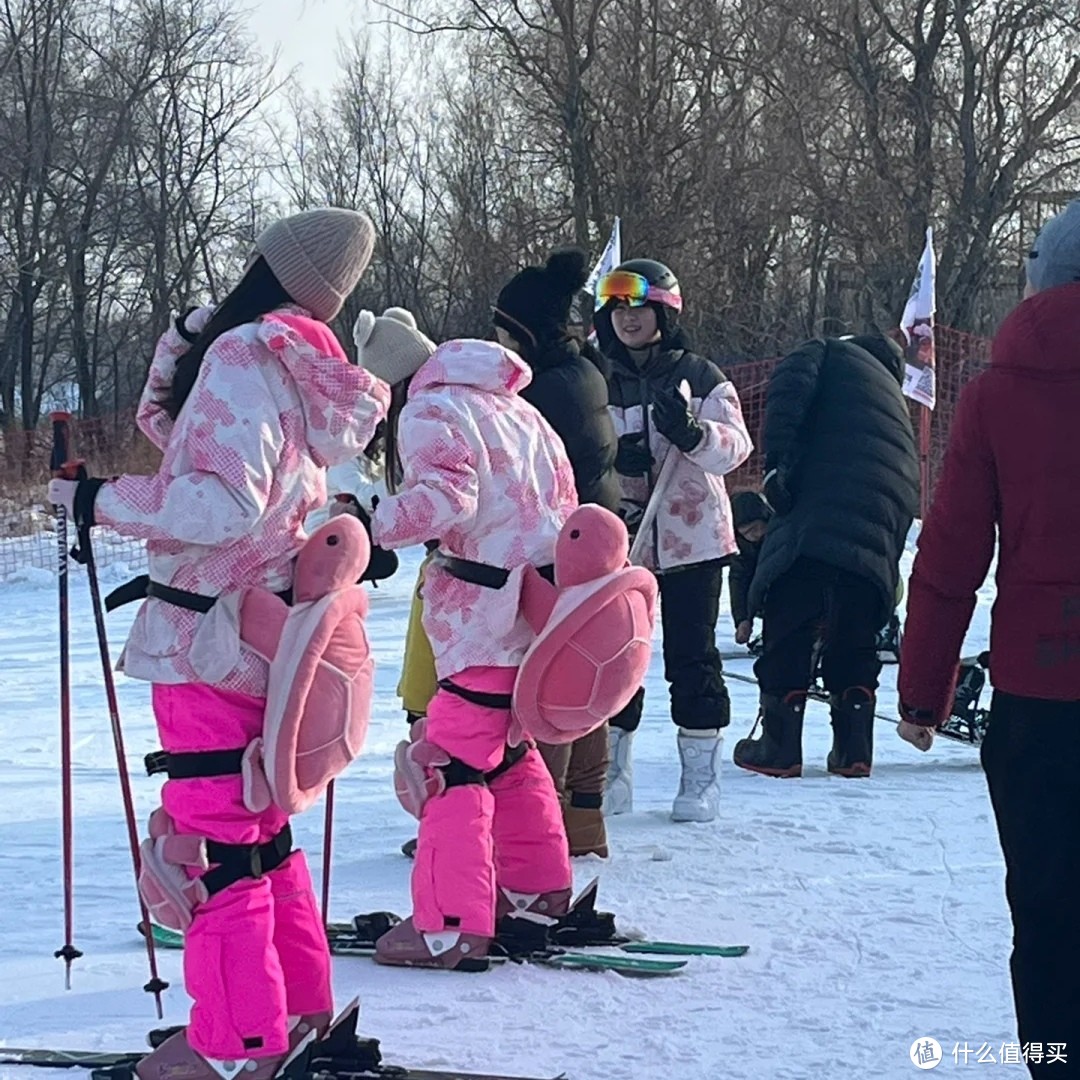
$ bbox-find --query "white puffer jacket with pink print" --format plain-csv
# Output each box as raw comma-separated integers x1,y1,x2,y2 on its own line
94,306,390,696
606,339,753,572
371,339,578,680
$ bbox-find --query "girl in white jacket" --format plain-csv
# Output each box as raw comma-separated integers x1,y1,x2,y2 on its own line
354,310,577,970
48,209,388,1080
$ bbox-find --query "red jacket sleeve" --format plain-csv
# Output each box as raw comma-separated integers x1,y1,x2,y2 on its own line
898,376,998,724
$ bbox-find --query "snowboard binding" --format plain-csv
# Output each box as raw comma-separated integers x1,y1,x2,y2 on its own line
492,877,628,960
937,652,991,745
93,1000,396,1080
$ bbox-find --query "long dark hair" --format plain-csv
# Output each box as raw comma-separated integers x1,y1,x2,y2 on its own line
384,378,411,495
160,256,292,420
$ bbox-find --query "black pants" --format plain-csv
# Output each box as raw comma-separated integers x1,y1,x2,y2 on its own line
609,560,728,733
753,559,882,695
981,692,1080,1074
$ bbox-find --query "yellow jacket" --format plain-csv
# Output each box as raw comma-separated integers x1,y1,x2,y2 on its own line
398,552,439,716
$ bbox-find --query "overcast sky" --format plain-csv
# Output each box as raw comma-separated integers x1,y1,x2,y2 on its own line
249,0,384,95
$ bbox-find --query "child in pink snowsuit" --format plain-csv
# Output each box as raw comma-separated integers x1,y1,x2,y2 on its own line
48,209,389,1078
353,309,576,968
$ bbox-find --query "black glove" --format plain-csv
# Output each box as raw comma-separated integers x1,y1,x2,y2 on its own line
763,467,794,515
355,502,399,584
650,390,703,452
614,432,654,477
333,496,399,585
73,476,107,531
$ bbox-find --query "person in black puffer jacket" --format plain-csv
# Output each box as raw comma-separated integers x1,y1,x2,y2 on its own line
494,249,621,512
733,334,919,781
493,247,620,859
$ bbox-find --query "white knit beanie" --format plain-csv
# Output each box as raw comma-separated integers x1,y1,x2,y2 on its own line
353,307,436,385
254,207,376,323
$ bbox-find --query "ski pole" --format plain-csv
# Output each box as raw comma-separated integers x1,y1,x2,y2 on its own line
61,448,168,1018
628,380,693,566
320,780,335,928
49,412,82,988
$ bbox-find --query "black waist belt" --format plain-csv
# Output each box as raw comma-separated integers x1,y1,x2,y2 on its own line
202,824,293,897
106,574,291,614
438,677,513,710
438,556,554,590
105,574,217,614
145,748,247,780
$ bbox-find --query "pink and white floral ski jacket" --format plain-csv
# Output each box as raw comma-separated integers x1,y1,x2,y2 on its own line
94,306,390,696
371,339,578,680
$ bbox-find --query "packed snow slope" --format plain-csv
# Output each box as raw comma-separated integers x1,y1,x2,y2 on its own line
0,532,1018,1079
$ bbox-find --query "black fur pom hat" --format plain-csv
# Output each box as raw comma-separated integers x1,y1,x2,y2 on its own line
493,248,588,352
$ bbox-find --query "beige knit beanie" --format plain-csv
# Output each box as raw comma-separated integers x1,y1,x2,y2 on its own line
254,207,376,323
353,307,436,385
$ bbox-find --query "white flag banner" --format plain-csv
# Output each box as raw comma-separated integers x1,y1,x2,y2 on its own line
900,227,937,410
585,216,622,296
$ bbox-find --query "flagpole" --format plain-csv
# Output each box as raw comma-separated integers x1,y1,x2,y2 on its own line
899,226,936,519
919,407,931,521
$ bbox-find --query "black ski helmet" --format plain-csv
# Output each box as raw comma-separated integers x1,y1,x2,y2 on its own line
614,258,681,299
593,257,683,348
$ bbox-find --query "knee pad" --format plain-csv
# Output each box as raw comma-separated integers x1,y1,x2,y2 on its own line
137,807,294,930
137,808,211,932
393,719,486,819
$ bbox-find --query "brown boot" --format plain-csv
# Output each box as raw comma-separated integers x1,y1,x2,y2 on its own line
563,801,608,858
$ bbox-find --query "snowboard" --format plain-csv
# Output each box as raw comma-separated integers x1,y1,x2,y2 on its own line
0,998,564,1080
723,670,896,724
725,660,990,745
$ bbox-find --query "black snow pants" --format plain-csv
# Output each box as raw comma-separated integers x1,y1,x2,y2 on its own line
980,692,1080,1076
609,559,729,733
753,558,882,696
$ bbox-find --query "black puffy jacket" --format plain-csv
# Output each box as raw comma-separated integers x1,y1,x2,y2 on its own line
518,338,621,513
747,336,919,625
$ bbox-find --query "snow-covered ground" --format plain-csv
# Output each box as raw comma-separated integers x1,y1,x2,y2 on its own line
0,535,1018,1079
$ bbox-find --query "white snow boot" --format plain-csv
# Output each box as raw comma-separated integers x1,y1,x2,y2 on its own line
603,727,634,815
671,728,721,823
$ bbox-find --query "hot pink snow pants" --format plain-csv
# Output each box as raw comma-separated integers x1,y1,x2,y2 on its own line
152,683,332,1061
412,666,572,937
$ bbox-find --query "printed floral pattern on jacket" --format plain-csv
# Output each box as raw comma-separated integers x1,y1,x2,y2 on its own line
93,306,390,695
372,339,578,680
609,380,753,572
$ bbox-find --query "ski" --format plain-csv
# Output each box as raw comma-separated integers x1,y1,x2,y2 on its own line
620,941,749,957
141,921,687,977
0,998,565,1080
140,879,745,975
0,1053,553,1080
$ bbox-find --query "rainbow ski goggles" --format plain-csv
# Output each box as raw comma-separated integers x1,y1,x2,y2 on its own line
595,270,682,313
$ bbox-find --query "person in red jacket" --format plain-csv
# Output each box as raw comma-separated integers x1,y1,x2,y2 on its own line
897,201,1080,1074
